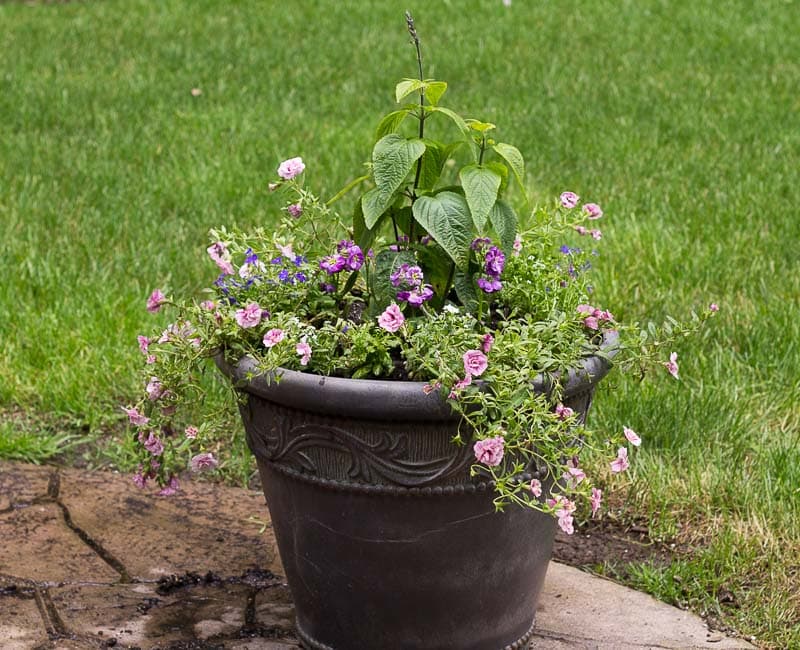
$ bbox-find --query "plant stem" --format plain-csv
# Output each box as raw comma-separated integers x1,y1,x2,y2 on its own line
407,11,425,249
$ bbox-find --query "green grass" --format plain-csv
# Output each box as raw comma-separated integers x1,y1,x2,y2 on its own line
1,0,799,646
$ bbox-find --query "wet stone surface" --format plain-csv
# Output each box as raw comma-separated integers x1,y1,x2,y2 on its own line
0,460,754,649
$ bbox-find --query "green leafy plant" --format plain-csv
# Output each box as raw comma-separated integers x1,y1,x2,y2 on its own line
125,14,716,533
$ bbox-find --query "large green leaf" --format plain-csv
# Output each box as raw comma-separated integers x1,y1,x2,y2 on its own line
493,143,526,195
353,199,385,254
416,140,446,191
489,199,519,254
412,192,474,269
459,164,502,232
372,134,426,197
361,186,394,229
454,269,478,313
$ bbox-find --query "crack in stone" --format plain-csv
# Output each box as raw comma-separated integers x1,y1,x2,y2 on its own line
33,587,68,637
47,470,135,584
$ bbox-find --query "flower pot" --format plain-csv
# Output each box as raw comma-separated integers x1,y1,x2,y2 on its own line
215,336,615,650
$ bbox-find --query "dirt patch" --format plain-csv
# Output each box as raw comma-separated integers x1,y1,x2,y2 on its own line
552,516,678,571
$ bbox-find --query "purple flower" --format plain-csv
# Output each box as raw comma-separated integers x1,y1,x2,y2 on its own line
484,246,505,277
377,303,405,333
554,403,574,420
710,303,719,313
146,289,167,313
132,471,147,489
190,452,219,473
277,157,305,180
463,350,489,377
320,255,346,274
473,435,505,467
320,282,336,294
287,203,303,217
235,302,263,328
477,277,502,293
560,191,580,208
471,237,491,251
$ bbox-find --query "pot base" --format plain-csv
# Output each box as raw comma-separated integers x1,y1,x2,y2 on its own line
295,616,537,650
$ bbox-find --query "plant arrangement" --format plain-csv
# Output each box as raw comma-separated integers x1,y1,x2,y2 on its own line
126,14,716,535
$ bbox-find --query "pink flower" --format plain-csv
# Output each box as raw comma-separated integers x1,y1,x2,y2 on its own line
591,229,602,240
146,289,167,313
190,452,219,473
263,328,285,348
185,426,198,439
473,435,505,467
555,403,574,420
462,350,488,377
512,235,523,256
200,300,216,311
590,487,602,517
235,302,263,328
137,335,151,354
710,303,719,313
583,203,603,219
560,191,580,209
481,333,494,354
529,478,542,497
277,157,305,180
158,476,180,496
122,406,149,426
664,352,679,379
610,447,629,473
575,225,588,235
146,354,157,365
623,426,641,447
296,340,312,366
132,471,147,489
563,466,586,488
557,510,575,535
207,242,235,275
422,381,441,395
143,432,164,456
576,304,594,315
584,316,599,330
287,203,303,217
377,304,405,333
145,377,166,401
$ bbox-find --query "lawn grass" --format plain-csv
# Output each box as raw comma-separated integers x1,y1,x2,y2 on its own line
1,0,798,646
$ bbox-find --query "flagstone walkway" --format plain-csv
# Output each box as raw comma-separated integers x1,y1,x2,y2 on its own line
0,461,755,649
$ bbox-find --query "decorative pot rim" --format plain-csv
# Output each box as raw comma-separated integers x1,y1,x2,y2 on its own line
215,330,619,422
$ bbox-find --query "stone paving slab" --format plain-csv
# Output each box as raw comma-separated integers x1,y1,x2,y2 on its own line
0,461,756,649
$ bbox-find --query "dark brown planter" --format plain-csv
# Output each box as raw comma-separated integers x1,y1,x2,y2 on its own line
216,332,617,650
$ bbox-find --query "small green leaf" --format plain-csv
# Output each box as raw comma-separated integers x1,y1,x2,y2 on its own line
465,119,496,133
326,174,370,207
394,206,414,237
489,199,518,253
412,191,474,269
375,108,413,140
429,106,478,161
395,78,425,103
493,143,526,195
372,134,426,197
424,81,448,106
459,164,502,231
353,200,385,253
